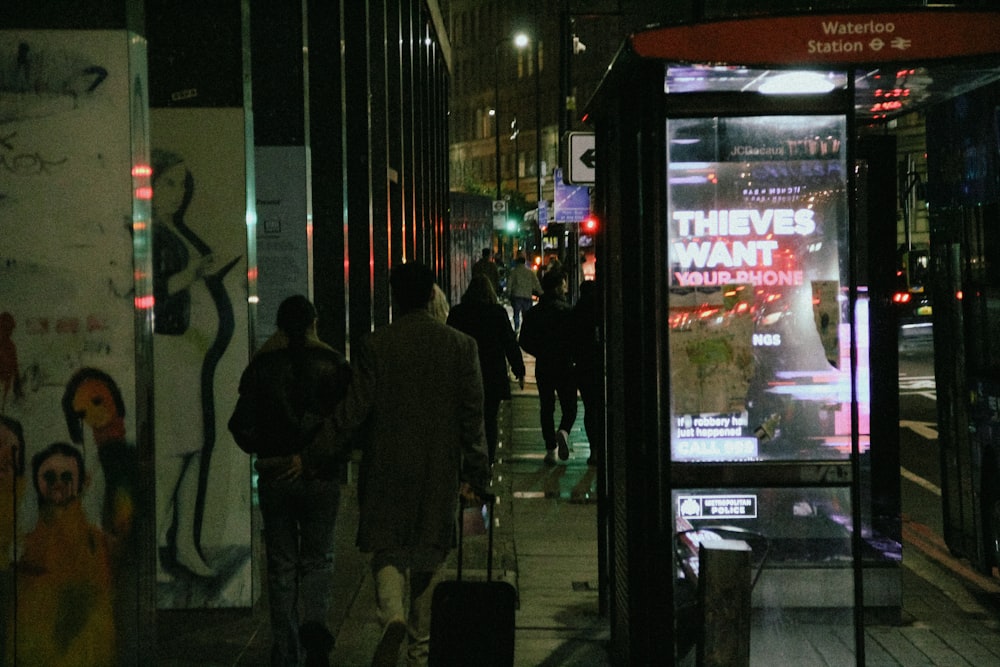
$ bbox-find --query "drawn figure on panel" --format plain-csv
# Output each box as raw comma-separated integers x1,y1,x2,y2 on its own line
62,368,136,548
0,416,26,663
0,312,23,412
11,443,116,666
62,367,139,659
151,149,239,582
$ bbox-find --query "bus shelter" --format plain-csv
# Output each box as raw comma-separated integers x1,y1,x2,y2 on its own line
584,9,1000,665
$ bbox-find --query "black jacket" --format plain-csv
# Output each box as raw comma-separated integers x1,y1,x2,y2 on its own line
518,293,574,378
447,300,525,402
234,333,351,472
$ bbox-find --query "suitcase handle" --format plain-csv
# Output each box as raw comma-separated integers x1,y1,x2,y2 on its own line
457,491,497,582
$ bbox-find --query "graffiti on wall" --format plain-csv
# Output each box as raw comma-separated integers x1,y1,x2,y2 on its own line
1,30,141,665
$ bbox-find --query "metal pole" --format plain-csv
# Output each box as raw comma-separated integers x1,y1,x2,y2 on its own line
494,46,501,201
513,116,520,194
534,30,542,208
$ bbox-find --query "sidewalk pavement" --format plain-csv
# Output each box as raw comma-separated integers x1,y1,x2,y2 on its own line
157,365,1000,666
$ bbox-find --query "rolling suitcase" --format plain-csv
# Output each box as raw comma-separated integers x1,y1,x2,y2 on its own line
429,493,516,666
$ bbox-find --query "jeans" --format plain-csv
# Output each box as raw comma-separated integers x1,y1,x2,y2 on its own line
511,296,533,330
258,475,341,666
536,369,578,448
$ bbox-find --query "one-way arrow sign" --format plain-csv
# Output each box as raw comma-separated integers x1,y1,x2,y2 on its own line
567,132,595,185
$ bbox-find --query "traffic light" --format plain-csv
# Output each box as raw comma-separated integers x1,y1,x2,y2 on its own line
582,214,598,234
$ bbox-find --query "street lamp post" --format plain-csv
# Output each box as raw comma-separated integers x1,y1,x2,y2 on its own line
493,49,501,201
533,32,542,211
510,115,520,194
512,32,542,209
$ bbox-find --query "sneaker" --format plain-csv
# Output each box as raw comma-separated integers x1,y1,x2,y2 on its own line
556,429,570,461
543,449,558,466
371,618,406,667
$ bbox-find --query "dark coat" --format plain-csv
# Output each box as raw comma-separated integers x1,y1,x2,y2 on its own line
234,332,351,476
518,293,575,379
447,301,525,402
317,311,490,554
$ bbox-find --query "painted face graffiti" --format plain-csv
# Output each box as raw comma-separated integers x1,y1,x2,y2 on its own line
36,452,82,507
72,378,119,431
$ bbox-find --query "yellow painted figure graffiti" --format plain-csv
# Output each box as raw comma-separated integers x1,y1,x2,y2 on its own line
10,443,116,666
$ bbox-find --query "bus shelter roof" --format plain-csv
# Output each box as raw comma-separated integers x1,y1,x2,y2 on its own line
587,9,1000,122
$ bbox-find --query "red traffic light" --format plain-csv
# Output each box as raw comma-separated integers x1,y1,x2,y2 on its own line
582,214,598,233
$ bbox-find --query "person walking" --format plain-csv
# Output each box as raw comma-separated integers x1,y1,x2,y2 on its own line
305,262,490,667
518,268,578,465
447,274,526,465
231,295,352,667
506,254,542,332
471,247,501,296
572,280,604,466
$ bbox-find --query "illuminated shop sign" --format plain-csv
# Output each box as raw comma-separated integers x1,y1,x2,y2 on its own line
667,115,862,463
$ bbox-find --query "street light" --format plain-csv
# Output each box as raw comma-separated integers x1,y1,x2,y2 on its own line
512,31,541,208
494,32,530,202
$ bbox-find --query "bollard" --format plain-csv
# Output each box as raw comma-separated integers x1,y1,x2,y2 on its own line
697,539,752,667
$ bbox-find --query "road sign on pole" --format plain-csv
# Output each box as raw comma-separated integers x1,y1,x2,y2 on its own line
553,168,591,222
492,199,507,230
567,132,595,185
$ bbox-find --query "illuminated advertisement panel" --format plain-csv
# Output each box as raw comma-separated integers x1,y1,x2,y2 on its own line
667,115,867,462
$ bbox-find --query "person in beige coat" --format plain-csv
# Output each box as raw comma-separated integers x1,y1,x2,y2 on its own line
307,262,489,667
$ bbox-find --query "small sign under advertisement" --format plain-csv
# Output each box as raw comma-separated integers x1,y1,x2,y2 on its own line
678,494,759,520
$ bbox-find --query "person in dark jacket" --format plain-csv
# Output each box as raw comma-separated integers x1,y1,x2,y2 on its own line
471,247,501,296
518,268,577,465
447,274,526,464
572,280,604,466
233,295,351,667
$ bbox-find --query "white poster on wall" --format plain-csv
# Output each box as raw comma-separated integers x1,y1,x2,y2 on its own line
150,108,251,608
254,145,309,348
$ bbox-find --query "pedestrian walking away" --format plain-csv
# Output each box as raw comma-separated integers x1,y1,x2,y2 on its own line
572,279,604,467
518,268,577,465
471,247,501,297
304,262,491,667
447,274,526,465
229,294,352,667
506,254,542,332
